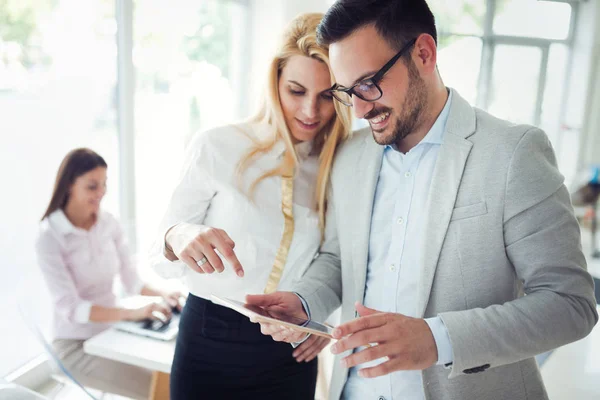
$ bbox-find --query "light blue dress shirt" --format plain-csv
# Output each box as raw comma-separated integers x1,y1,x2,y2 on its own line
343,91,454,400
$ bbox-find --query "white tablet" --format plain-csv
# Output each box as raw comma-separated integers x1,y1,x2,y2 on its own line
210,295,334,339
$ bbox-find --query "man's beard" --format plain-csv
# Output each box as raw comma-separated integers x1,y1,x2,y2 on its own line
369,60,427,146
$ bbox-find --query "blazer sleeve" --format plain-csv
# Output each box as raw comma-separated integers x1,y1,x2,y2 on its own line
292,186,343,323
440,127,598,378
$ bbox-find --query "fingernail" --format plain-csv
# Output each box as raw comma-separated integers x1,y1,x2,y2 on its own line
358,369,366,378
237,270,244,277
333,328,341,337
331,344,338,354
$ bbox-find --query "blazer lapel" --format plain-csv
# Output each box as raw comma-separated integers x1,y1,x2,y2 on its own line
417,90,477,317
352,133,384,304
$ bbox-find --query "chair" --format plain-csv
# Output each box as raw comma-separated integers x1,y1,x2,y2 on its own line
0,382,50,400
15,278,99,400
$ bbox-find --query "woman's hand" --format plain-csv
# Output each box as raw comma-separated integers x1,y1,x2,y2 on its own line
124,301,173,322
160,290,186,311
166,223,244,277
292,335,331,363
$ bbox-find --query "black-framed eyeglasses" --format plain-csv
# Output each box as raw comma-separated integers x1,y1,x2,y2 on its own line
329,38,417,107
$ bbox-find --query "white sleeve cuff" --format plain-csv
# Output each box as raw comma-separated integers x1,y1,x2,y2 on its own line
290,292,312,348
425,316,454,366
73,301,93,323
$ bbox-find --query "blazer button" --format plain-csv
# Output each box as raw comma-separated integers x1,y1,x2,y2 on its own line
463,363,491,374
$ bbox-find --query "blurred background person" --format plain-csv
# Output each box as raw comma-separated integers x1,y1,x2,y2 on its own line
36,148,182,400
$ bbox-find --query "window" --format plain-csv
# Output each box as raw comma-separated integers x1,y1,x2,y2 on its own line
493,0,572,41
0,0,119,376
132,0,249,256
431,0,576,151
0,0,249,378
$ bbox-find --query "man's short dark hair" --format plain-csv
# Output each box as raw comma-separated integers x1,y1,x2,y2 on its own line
317,0,437,52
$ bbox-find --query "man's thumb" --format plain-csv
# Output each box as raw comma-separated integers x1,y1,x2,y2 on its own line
355,302,380,317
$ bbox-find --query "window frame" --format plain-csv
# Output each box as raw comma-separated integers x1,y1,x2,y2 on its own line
437,0,578,128
115,0,250,251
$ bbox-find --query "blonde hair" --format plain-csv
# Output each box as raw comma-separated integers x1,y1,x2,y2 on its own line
236,12,352,238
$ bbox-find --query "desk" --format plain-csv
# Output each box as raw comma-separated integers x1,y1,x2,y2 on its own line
84,328,174,400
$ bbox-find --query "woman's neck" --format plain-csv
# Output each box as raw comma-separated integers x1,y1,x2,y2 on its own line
64,203,96,231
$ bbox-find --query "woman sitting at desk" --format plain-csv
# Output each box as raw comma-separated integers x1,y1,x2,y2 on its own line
36,148,181,400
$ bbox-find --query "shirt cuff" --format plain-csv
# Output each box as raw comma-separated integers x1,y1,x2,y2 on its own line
425,316,454,366
73,301,93,323
294,292,311,320
290,292,311,348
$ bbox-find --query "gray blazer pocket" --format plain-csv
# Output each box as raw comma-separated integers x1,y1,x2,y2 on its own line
450,201,487,221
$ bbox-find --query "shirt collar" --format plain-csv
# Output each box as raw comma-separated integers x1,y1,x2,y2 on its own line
421,89,453,145
48,209,77,235
384,89,453,151
273,139,314,161
47,209,103,235
250,123,313,161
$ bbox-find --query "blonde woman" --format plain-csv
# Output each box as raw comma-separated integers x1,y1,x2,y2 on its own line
154,12,351,399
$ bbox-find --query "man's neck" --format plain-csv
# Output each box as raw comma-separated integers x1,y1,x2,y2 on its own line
396,86,449,154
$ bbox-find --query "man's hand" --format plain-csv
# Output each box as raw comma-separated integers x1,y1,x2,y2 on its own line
330,303,438,378
293,335,331,363
245,292,308,343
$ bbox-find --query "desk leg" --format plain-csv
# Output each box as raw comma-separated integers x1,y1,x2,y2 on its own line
149,371,170,400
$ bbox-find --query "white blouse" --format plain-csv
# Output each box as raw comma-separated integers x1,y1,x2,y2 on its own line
151,123,321,302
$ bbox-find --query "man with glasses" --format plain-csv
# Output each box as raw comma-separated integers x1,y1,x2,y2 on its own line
247,1,598,399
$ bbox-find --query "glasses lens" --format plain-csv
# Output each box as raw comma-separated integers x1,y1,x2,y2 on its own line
354,80,382,101
332,90,352,106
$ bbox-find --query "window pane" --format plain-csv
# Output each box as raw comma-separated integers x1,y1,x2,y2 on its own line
429,0,486,36
541,44,568,143
0,0,118,375
540,44,576,182
133,0,247,254
488,45,542,125
494,0,572,40
437,36,482,106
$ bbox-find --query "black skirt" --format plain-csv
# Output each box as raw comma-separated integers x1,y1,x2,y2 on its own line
170,293,318,400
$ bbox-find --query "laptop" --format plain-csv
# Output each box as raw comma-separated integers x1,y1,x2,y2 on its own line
115,308,181,341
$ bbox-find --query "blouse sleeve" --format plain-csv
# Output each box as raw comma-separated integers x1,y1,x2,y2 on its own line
35,231,92,323
150,130,218,278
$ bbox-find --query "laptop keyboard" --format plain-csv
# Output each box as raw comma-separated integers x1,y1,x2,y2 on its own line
142,318,172,332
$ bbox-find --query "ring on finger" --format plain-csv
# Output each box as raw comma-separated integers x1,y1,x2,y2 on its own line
196,256,209,267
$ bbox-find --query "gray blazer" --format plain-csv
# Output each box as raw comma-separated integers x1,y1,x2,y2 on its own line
293,89,598,400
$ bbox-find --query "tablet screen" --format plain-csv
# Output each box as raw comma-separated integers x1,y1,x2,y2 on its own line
211,295,334,338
